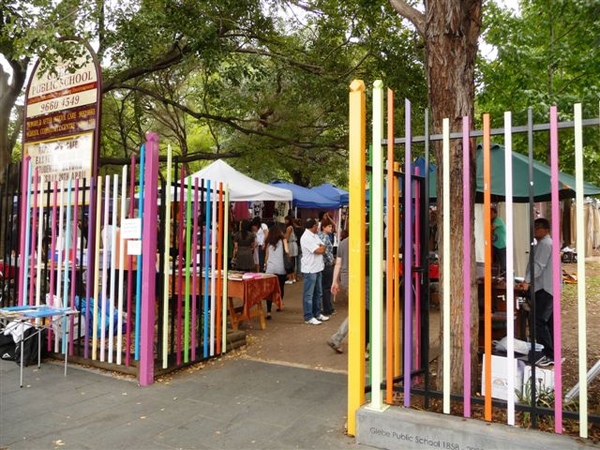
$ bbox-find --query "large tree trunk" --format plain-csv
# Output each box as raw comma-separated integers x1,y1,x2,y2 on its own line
0,59,27,257
424,0,482,394
390,0,482,395
0,60,28,185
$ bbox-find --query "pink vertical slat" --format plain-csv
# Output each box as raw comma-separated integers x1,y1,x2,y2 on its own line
403,98,413,407
549,106,563,430
191,178,200,360
139,132,159,386
462,116,472,418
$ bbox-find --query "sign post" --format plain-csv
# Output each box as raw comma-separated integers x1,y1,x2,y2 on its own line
23,39,102,184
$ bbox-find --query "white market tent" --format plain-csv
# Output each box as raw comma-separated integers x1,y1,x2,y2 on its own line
188,159,293,202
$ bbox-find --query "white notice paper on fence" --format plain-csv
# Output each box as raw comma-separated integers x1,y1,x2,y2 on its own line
127,240,142,256
122,218,142,240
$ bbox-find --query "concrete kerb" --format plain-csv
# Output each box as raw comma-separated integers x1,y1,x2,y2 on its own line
356,406,600,450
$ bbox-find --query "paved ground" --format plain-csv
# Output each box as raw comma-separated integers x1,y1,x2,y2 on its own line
238,279,440,372
0,278,438,450
236,280,351,373
0,357,379,449
0,280,381,450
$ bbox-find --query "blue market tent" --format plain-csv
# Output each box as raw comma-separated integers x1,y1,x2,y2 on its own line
310,184,349,207
269,181,339,209
366,158,435,204
413,156,436,175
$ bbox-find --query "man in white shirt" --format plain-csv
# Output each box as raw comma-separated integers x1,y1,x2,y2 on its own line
252,217,269,272
300,218,330,325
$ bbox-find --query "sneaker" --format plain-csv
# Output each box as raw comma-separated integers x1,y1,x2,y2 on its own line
328,341,343,354
285,280,293,285
305,317,322,325
536,356,554,367
317,314,330,322
266,313,272,320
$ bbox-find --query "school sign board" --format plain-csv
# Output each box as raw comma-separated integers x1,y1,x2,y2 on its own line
23,39,102,183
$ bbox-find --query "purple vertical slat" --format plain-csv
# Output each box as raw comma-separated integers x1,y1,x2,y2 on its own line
125,155,136,366
414,167,421,373
28,170,39,306
176,166,185,365
69,180,80,356
23,162,33,306
17,157,30,306
139,133,159,386
192,178,200,360
462,116,472,418
403,98,413,407
84,178,95,359
47,182,59,350
549,106,563,430
203,182,211,358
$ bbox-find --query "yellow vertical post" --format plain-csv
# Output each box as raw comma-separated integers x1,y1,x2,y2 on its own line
393,162,401,377
347,79,367,436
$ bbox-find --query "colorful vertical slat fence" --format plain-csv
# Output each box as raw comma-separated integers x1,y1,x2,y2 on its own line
1,135,229,383
346,80,600,441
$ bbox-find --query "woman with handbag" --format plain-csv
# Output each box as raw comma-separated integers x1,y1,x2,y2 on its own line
264,224,289,320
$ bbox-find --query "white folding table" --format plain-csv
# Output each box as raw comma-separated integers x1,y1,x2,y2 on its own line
0,305,78,387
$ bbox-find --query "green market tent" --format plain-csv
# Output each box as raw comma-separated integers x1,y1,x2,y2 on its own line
425,143,600,202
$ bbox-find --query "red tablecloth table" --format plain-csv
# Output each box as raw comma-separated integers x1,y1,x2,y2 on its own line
227,274,282,330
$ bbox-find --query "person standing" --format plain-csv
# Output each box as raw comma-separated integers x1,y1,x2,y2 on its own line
327,234,349,352
327,230,370,356
284,216,298,284
517,218,557,367
491,205,507,275
318,216,336,316
300,218,329,325
252,217,269,272
264,224,288,320
293,218,304,278
232,220,256,272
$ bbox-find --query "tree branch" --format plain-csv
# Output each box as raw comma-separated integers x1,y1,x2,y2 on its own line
235,47,325,75
113,83,342,151
99,150,242,167
388,0,425,36
101,42,188,93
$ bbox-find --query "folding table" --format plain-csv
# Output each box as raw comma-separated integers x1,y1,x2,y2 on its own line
0,305,78,387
